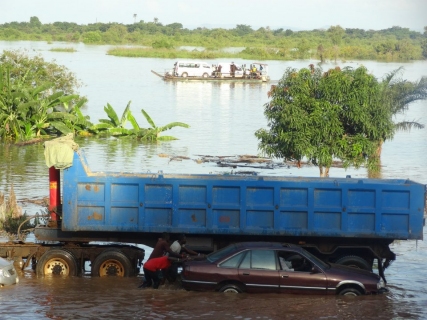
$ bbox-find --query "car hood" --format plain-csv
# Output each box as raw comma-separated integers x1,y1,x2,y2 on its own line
183,259,212,267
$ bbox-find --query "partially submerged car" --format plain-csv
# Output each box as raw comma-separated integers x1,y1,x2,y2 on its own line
182,242,387,296
0,257,19,287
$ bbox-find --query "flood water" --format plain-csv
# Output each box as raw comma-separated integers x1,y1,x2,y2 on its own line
0,41,426,319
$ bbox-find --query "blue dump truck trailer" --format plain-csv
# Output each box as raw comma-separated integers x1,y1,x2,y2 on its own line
1,138,426,281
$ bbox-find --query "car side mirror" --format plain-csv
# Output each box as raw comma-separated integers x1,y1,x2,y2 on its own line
311,266,319,274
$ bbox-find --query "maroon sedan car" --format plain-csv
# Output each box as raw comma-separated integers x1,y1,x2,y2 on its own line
181,242,387,296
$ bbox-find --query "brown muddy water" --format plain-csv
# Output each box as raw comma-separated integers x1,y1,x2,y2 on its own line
0,41,426,319
1,227,426,320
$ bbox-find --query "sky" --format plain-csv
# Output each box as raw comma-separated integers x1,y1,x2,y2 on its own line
1,0,426,32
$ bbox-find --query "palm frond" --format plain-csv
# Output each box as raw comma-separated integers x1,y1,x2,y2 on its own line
394,121,425,131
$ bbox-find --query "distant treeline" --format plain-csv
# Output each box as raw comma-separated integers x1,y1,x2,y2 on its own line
1,16,427,61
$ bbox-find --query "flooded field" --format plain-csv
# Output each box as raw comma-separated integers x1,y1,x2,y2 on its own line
1,228,426,319
0,41,426,319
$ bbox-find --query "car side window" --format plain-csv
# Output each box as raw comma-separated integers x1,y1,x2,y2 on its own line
278,251,312,272
250,250,277,270
239,251,251,269
220,252,245,268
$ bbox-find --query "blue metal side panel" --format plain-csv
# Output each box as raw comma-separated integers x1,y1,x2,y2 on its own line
61,151,426,240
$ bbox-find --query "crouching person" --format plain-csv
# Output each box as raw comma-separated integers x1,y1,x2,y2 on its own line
139,256,181,289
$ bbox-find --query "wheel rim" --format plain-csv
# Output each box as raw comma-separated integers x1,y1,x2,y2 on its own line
223,288,239,293
343,291,358,296
43,258,71,275
98,259,125,276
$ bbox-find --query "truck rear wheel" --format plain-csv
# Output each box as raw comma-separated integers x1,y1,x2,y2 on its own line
92,249,133,277
335,255,371,271
36,249,78,276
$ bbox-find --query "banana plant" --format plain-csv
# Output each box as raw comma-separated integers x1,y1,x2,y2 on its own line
138,108,190,141
90,101,135,136
48,96,93,136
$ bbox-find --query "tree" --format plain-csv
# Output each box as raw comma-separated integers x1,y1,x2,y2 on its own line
0,50,81,95
103,24,128,43
327,25,345,45
29,16,42,28
234,24,253,36
166,23,183,30
371,67,427,164
255,65,395,177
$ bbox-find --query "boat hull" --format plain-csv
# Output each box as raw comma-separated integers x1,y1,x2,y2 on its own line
151,70,270,83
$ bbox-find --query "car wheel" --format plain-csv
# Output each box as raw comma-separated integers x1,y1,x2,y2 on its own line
36,249,78,276
335,255,371,271
219,284,243,293
202,73,208,78
92,249,133,277
181,72,188,78
339,288,363,296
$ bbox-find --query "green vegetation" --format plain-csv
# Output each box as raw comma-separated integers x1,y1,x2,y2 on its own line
49,47,77,52
0,50,189,142
255,64,426,177
0,17,426,61
89,101,190,140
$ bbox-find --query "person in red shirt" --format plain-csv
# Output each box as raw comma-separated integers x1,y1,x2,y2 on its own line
139,256,181,289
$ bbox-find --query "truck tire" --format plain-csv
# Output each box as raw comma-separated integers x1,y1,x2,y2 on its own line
36,249,78,276
92,249,133,277
335,255,371,271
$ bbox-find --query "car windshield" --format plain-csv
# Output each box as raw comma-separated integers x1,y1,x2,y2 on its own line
207,244,237,263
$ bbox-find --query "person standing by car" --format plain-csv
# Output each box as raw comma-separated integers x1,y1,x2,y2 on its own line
170,234,200,257
139,256,182,289
166,234,204,282
148,232,183,261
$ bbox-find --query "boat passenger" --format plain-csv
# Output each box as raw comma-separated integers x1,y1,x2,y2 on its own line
251,65,258,78
216,64,222,78
230,62,237,78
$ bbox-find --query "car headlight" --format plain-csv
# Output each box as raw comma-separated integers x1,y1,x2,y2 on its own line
377,278,385,289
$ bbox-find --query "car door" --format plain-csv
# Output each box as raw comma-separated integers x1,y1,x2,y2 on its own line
237,249,280,293
277,251,328,294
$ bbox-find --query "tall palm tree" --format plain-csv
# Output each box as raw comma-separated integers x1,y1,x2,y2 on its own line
370,67,427,175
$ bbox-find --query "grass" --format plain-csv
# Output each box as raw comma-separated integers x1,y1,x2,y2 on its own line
49,47,77,53
106,46,303,61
